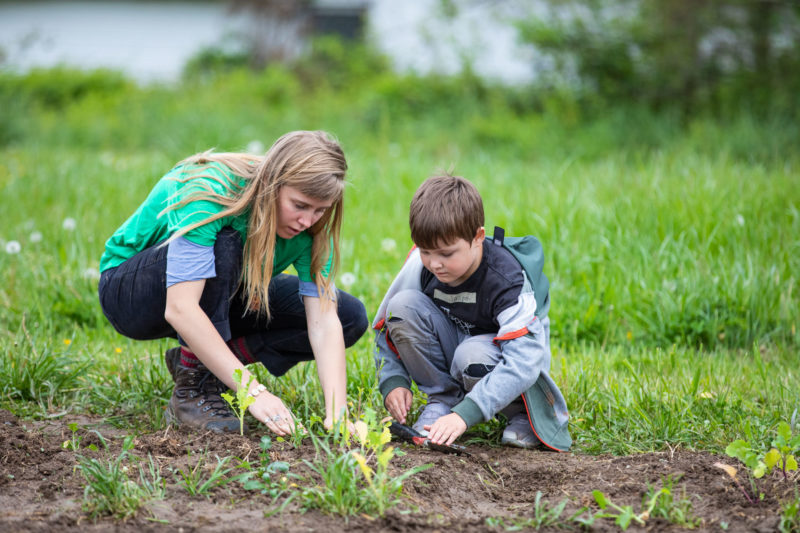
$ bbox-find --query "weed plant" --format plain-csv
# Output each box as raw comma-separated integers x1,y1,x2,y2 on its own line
172,450,237,497
300,415,431,517
77,436,165,520
237,436,296,508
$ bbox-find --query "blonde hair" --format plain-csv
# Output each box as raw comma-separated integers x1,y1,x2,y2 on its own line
409,174,484,249
165,130,347,317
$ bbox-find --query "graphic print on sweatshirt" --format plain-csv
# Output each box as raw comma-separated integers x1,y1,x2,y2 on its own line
420,240,524,336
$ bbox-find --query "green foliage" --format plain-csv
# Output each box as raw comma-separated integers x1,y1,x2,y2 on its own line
516,0,800,116
237,436,296,507
300,414,431,517
0,320,88,408
172,450,237,497
0,67,131,110
220,368,256,435
780,492,800,533
77,436,165,520
643,475,702,528
726,422,800,480
592,481,696,531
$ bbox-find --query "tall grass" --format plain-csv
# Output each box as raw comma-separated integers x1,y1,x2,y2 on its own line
0,66,797,454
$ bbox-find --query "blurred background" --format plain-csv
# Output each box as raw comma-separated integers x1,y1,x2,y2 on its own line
2,0,799,111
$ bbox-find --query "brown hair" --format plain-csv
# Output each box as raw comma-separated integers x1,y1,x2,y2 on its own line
165,130,347,317
409,173,484,249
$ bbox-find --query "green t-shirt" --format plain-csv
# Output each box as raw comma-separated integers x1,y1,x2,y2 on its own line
99,162,331,282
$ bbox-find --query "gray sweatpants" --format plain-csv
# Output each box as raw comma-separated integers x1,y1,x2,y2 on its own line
385,289,549,415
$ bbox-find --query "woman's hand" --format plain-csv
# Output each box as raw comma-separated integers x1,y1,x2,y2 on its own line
247,390,296,436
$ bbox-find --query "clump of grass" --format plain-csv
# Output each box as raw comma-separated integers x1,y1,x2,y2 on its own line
172,449,237,497
0,318,88,409
77,435,165,520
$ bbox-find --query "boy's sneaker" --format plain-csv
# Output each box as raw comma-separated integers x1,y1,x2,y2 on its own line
501,412,541,449
164,347,181,381
165,362,245,434
412,401,452,436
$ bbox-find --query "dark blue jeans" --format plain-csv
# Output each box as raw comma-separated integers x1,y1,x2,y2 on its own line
98,228,368,377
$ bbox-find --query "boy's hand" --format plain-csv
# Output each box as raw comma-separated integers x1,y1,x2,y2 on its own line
425,413,467,446
384,387,412,424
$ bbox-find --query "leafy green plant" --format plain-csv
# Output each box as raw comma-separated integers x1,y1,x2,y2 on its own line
300,413,431,517
593,485,679,531
593,490,645,530
77,436,165,520
237,436,298,514
643,475,702,528
61,422,100,451
173,449,236,497
721,420,800,503
220,368,255,435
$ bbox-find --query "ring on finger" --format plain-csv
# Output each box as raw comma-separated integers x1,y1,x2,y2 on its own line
272,415,282,423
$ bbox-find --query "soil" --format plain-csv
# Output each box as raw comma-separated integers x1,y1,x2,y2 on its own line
0,409,790,532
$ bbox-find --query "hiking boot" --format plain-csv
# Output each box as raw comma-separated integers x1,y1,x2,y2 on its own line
165,362,247,434
164,347,181,381
501,412,541,449
412,401,452,436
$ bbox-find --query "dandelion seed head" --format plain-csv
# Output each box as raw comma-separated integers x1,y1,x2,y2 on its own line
735,214,745,227
381,238,397,252
62,217,77,231
246,140,265,154
29,231,42,243
339,272,356,288
83,267,100,280
5,240,21,254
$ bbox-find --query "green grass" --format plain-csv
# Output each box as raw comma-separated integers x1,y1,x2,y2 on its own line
0,66,798,461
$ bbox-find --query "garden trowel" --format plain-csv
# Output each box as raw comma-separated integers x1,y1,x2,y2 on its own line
388,421,471,456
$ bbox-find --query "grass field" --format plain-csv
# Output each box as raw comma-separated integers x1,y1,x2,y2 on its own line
0,66,798,528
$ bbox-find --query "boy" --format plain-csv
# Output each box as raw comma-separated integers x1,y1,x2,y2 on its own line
372,174,571,451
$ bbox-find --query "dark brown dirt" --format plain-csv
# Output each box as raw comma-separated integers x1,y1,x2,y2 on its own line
0,409,791,532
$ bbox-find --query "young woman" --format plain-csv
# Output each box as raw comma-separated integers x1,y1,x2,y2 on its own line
98,131,368,435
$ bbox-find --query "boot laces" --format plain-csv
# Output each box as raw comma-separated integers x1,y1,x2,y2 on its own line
190,368,236,417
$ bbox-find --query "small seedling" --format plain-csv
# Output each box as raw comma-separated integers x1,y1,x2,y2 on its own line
173,449,236,497
220,368,255,435
593,490,646,530
643,475,701,528
237,436,298,513
62,422,82,451
721,419,800,503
